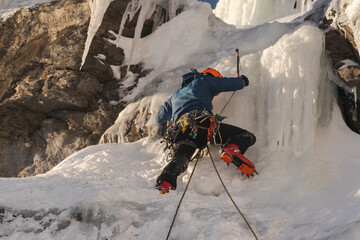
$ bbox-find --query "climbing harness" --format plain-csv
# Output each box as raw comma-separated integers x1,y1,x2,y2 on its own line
161,109,224,162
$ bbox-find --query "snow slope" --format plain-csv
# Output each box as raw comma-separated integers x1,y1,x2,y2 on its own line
1,0,360,239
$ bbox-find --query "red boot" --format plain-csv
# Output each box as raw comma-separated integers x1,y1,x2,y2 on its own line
220,143,258,177
156,180,175,194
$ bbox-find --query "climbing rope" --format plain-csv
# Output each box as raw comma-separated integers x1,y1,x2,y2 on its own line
165,146,258,240
219,91,237,115
206,145,259,240
165,156,200,240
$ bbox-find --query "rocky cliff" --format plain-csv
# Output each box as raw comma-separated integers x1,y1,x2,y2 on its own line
0,0,122,177
324,2,360,133
0,0,183,177
306,0,360,133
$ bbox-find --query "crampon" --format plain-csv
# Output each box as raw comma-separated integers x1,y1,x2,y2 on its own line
220,143,258,177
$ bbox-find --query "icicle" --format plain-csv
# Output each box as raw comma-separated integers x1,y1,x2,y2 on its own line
117,0,144,41
115,2,132,47
94,0,183,76
168,0,178,19
352,86,357,105
127,0,150,73
248,0,259,26
123,0,179,74
110,65,121,80
80,0,113,70
352,86,358,121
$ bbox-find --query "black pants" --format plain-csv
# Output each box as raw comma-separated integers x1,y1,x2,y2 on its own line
158,118,256,188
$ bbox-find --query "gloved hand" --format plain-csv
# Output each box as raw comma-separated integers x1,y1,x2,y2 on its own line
156,180,174,194
241,75,249,86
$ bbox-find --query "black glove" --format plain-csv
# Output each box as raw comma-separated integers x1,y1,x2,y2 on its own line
241,75,249,86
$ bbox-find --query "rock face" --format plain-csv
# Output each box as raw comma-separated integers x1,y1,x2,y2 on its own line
0,0,124,177
306,0,360,133
85,0,184,145
0,0,182,177
323,3,360,134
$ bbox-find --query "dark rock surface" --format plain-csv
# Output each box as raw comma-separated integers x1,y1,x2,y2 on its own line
0,0,123,177
306,0,360,133
0,0,181,177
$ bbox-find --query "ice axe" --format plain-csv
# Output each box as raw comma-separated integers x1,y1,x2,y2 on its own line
219,49,241,115
236,48,240,77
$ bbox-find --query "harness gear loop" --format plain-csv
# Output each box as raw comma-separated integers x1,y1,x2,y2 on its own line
161,109,225,162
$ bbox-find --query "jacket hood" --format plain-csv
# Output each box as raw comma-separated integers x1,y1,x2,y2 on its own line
181,71,203,87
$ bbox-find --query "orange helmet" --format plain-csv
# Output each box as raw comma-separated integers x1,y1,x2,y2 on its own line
200,68,222,78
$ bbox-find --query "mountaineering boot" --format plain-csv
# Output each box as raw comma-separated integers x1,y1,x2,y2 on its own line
156,173,177,194
156,180,174,194
220,143,258,177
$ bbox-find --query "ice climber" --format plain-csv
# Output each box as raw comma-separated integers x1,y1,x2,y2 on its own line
155,68,257,194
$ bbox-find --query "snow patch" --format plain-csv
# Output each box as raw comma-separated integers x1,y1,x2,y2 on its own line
0,0,54,21
327,0,360,51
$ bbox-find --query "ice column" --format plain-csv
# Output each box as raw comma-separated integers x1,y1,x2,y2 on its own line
260,24,324,153
214,0,317,27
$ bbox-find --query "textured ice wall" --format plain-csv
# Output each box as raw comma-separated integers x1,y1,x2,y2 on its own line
216,24,332,155
214,0,317,26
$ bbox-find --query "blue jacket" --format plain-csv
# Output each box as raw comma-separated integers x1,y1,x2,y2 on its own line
155,71,246,124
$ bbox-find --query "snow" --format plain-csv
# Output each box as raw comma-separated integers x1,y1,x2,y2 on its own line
326,0,360,52
339,59,360,69
0,0,52,10
1,0,360,239
344,0,360,50
0,0,53,20
83,0,196,71
112,2,300,103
